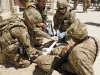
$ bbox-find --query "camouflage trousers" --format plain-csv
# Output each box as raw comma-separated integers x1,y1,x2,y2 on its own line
1,27,39,67
2,43,31,68
6,53,31,68
73,0,78,9
51,46,76,75
2,41,40,68
59,61,77,75
35,55,76,75
35,45,76,74
83,0,91,12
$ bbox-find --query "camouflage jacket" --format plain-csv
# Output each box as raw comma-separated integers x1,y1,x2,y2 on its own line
0,16,27,47
53,7,75,32
68,37,100,75
33,3,47,23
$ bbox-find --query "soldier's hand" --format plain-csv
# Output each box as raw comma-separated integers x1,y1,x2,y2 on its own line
61,45,70,55
39,23,46,28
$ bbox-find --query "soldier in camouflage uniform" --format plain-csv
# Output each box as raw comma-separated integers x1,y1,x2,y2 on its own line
0,7,53,68
35,20,100,75
83,0,91,12
26,0,53,47
23,4,54,47
35,0,53,35
0,16,33,67
53,0,76,43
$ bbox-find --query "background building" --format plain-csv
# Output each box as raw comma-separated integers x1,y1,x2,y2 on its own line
0,0,58,22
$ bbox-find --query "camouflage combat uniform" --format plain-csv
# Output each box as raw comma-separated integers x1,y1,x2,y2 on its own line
35,20,100,75
33,2,48,46
34,0,47,23
53,9,76,32
60,36,100,75
0,17,36,67
0,6,51,67
26,0,53,46
34,0,53,35
83,0,91,12
23,5,52,47
53,5,76,43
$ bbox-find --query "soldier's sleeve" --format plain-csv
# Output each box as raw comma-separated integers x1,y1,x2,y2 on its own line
53,14,59,30
71,47,95,75
33,27,51,39
68,11,76,24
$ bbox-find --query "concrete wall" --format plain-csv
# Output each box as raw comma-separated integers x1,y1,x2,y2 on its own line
0,0,11,22
0,12,11,22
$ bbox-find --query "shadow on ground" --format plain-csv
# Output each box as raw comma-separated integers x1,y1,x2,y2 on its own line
75,11,83,13
85,22,100,27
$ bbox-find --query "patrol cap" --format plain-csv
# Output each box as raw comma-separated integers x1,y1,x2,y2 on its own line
23,6,42,23
57,0,68,8
67,20,88,40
